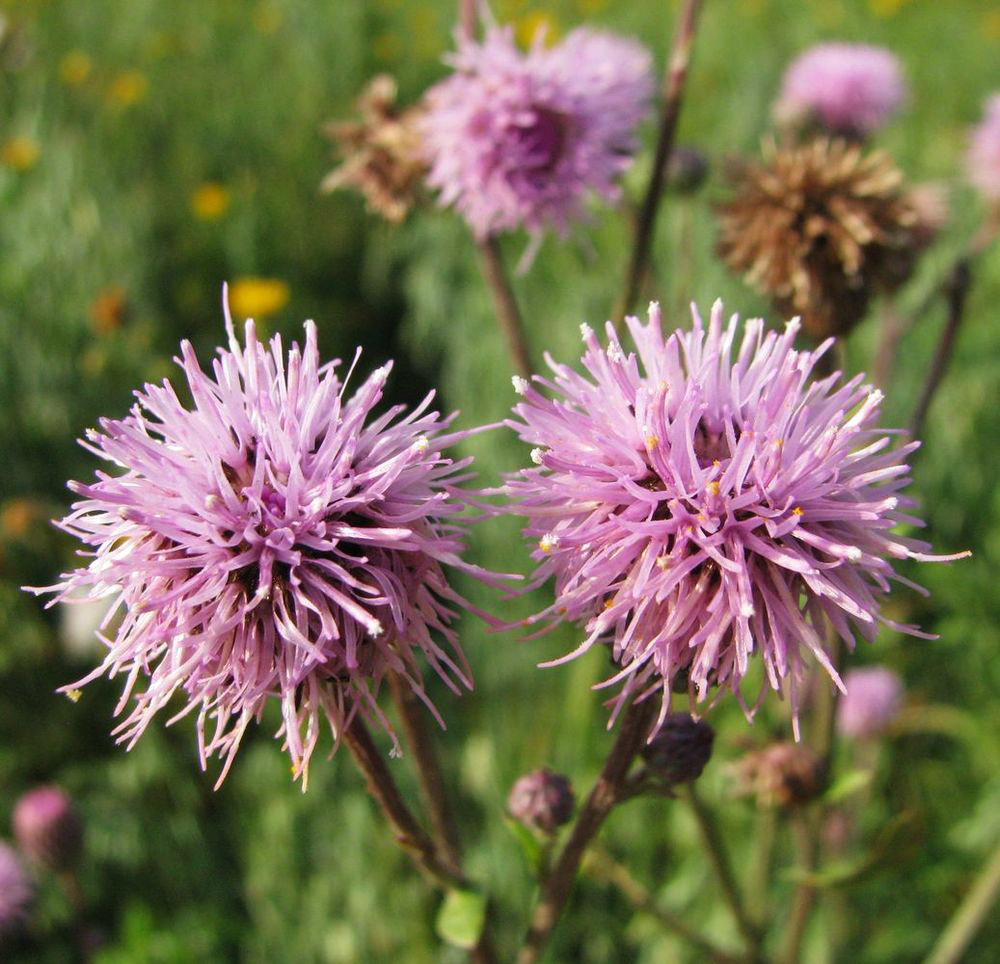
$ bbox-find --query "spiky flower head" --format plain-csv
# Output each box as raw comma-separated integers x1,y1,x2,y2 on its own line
13,786,84,872
322,74,427,224
419,25,653,240
507,768,575,834
836,666,903,739
717,138,926,339
775,43,906,138
967,92,1000,203
505,301,966,738
0,843,32,938
32,292,496,787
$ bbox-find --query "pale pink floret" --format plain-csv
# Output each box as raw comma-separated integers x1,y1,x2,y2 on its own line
32,290,498,787
967,93,1000,201
419,26,653,240
776,43,906,136
836,666,903,739
506,301,966,736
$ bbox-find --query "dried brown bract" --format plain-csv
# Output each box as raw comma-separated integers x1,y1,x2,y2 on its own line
322,75,426,224
717,138,931,339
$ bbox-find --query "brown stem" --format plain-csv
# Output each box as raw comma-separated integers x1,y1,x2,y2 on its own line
909,257,972,439
872,300,904,388
684,784,763,960
614,0,704,322
516,698,656,964
589,846,744,964
746,806,777,930
779,814,821,964
478,236,533,378
343,715,467,891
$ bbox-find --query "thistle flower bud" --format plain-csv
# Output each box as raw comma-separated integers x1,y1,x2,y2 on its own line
639,713,714,785
738,743,827,809
0,842,32,938
13,785,84,872
508,768,575,834
666,146,710,194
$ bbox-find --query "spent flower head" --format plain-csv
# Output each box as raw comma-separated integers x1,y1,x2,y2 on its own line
31,290,497,787
419,25,653,241
836,666,903,739
505,301,967,737
775,43,906,138
967,92,1000,203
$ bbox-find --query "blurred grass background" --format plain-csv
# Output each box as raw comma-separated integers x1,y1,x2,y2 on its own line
1,0,999,959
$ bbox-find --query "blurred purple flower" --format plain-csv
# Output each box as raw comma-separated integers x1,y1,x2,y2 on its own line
836,666,903,739
775,43,906,137
0,843,32,939
32,291,498,787
419,25,653,240
967,93,1000,201
13,786,84,871
506,301,967,735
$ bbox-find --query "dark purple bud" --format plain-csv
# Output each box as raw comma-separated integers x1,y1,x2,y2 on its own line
13,785,84,872
507,768,575,834
640,712,715,784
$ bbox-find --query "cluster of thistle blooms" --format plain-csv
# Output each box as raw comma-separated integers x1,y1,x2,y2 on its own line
0,786,83,941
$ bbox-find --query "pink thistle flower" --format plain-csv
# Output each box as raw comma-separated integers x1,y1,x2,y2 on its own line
505,301,967,736
419,25,653,241
836,666,903,739
0,843,32,939
775,43,906,137
13,786,84,871
31,290,498,787
967,93,1000,201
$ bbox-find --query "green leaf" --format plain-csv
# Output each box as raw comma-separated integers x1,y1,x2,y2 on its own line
504,815,544,873
436,888,487,950
822,768,873,804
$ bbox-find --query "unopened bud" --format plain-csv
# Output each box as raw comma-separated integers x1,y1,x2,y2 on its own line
640,713,715,784
13,785,84,872
507,768,575,834
738,743,827,809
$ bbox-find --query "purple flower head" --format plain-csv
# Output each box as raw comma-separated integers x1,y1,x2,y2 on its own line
13,785,84,871
775,43,906,137
836,666,903,739
0,842,32,938
506,301,967,736
967,93,1000,201
419,25,653,240
32,290,498,787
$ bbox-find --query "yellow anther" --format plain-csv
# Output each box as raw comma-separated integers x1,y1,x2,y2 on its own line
645,435,659,452
604,598,615,610
706,480,720,497
792,506,804,516
65,689,83,703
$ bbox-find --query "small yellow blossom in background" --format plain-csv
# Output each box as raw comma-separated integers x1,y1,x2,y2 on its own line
106,70,148,108
516,11,560,48
868,0,911,17
90,285,128,335
0,136,39,170
59,50,92,87
191,182,231,221
252,1,282,35
0,499,38,540
228,278,290,319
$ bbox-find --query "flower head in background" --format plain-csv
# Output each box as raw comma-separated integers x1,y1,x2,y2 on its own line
32,290,496,787
0,843,32,939
419,25,653,240
967,92,1000,202
13,786,84,872
506,301,966,737
322,74,428,224
717,138,927,339
775,43,906,138
507,768,575,834
836,666,903,739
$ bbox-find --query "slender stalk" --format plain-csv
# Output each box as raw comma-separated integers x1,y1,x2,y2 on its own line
516,698,656,964
872,300,904,388
458,0,476,41
746,806,777,929
909,257,972,439
924,836,1000,964
779,814,821,964
343,715,467,891
589,846,744,964
478,237,534,377
614,0,704,322
684,783,763,960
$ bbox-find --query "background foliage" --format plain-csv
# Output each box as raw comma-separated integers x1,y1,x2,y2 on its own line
1,0,998,960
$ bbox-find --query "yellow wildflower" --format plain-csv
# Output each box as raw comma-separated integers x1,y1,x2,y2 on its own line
0,136,39,171
191,182,231,221
106,70,148,108
228,278,290,319
59,50,92,87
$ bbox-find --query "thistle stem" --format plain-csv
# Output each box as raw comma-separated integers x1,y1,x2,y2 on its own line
589,845,744,964
516,698,656,964
614,0,704,322
924,835,1000,964
343,715,467,891
684,783,764,959
478,237,534,378
779,813,821,964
